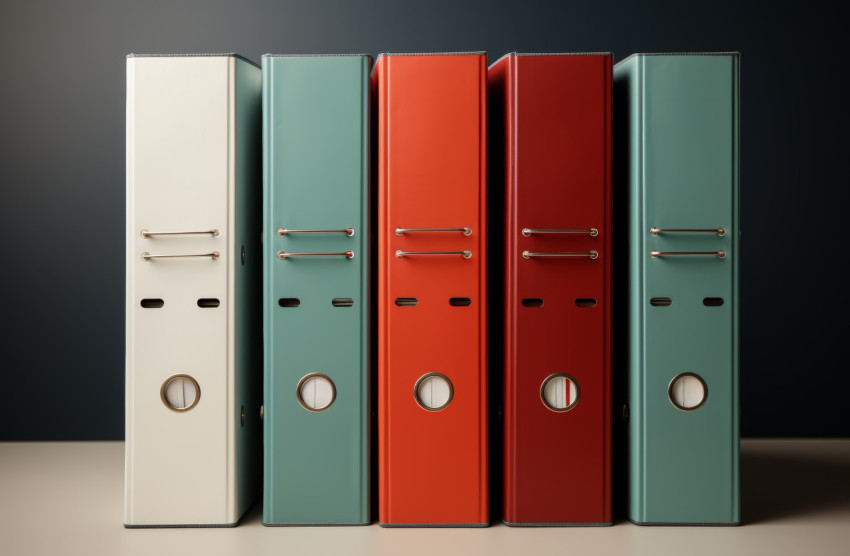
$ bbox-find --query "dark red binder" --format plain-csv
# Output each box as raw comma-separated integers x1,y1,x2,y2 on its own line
488,53,612,526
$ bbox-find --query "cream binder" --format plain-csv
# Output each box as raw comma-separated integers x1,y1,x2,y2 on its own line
124,53,262,527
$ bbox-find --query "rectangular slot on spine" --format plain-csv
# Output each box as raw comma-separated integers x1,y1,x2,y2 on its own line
395,297,419,307
650,297,672,307
140,298,164,308
197,298,220,308
279,298,301,308
449,297,472,307
332,298,354,307
522,298,544,308
575,298,597,308
703,297,724,307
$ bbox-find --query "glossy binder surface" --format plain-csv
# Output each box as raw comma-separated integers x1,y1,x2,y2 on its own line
614,53,740,525
262,54,371,526
489,53,612,526
125,54,262,527
374,52,488,527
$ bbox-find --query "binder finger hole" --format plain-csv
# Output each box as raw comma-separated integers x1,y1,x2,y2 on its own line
668,373,707,411
140,298,164,308
414,373,453,412
703,297,724,307
279,298,301,308
296,373,336,413
449,297,472,307
540,374,579,412
650,297,672,307
522,298,544,308
395,297,418,307
160,375,200,412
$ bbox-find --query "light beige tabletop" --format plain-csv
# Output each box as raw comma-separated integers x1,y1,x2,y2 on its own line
1,439,848,556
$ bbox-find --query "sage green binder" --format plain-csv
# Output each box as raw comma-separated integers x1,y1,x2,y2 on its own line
262,54,371,525
613,53,740,525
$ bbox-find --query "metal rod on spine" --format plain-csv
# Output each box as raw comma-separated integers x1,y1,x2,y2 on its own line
395,227,472,236
650,228,725,237
141,229,220,238
141,251,220,261
278,251,355,260
396,250,472,259
522,251,598,260
650,250,726,259
277,228,354,237
522,228,598,237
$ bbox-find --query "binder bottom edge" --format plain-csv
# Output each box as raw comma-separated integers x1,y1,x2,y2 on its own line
502,519,613,527
378,522,489,528
124,500,256,528
263,522,370,527
628,518,741,527
124,522,239,529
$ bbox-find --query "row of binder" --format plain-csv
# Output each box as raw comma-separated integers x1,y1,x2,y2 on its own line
124,51,739,528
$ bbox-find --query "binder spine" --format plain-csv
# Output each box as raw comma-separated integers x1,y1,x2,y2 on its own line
227,56,237,524
620,55,647,520
374,57,390,521
232,55,263,522
477,55,490,525
727,54,741,524
261,55,274,522
359,56,372,527
124,57,136,527
487,56,517,521
602,58,614,526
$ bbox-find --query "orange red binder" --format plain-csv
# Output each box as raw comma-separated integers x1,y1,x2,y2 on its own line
488,53,612,526
374,52,488,527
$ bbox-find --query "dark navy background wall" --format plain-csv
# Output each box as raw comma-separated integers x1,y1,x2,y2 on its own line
0,0,844,439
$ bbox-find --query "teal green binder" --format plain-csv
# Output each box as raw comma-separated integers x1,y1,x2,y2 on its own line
614,53,740,525
262,54,371,525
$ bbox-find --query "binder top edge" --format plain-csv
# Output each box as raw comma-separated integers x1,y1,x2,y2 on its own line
127,53,260,68
617,51,741,64
488,51,612,70
263,53,372,59
375,51,486,61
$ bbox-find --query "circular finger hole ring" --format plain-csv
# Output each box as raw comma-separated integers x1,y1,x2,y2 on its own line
414,373,454,411
297,373,336,412
540,373,579,412
161,375,200,412
668,372,707,411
